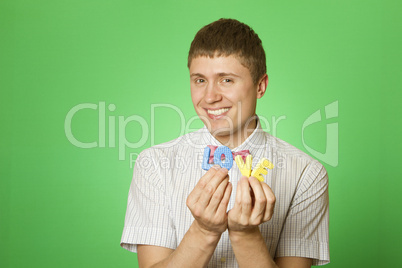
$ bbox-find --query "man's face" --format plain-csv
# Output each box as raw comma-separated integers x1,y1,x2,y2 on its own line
189,55,267,146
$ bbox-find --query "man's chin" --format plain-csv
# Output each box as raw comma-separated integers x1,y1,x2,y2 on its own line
208,127,233,138
201,118,236,137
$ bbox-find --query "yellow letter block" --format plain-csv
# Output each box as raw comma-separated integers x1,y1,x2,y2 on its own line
235,155,252,177
251,158,274,182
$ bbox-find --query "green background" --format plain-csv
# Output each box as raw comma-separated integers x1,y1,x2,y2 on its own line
1,0,400,267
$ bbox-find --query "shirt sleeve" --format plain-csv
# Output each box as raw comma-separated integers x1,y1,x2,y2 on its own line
276,160,330,265
120,149,177,252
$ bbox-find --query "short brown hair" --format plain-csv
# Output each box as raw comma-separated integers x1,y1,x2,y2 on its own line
188,18,266,84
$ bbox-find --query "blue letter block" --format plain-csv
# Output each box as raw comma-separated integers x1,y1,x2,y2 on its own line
202,146,213,171
201,146,234,171
213,146,233,170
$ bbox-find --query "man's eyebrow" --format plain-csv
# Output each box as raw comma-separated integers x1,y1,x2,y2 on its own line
190,72,240,77
190,73,206,78
217,72,240,77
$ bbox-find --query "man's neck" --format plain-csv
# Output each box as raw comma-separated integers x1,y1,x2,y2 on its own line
212,118,258,149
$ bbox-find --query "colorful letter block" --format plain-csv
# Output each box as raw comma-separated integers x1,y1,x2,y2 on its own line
202,146,274,181
235,154,252,177
202,146,213,170
250,158,274,182
214,146,233,170
202,145,233,171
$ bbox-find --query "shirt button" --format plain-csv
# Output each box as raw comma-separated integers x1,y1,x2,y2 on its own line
220,257,226,263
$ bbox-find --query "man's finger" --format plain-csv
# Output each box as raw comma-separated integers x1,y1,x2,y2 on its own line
208,176,229,213
239,176,252,220
187,166,219,207
261,183,276,222
216,181,232,216
198,167,229,208
249,176,266,223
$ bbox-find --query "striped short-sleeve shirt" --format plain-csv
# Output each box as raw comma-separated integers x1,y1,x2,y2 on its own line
121,121,330,266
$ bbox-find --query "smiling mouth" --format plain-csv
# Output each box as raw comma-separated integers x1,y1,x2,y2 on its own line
206,108,230,116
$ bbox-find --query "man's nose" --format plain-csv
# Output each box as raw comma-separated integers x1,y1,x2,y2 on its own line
204,82,222,103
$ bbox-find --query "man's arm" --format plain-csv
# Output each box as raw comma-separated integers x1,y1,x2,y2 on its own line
137,246,173,268
137,222,220,268
228,176,312,268
275,257,312,268
136,167,232,268
228,228,312,268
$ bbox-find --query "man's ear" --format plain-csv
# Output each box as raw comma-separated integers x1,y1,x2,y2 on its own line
256,74,268,99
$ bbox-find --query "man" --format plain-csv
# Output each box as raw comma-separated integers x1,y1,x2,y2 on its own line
121,18,329,267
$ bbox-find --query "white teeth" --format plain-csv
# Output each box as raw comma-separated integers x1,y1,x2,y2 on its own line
207,108,229,116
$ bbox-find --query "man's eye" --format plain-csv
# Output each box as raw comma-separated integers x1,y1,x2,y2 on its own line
196,79,205,83
222,78,232,83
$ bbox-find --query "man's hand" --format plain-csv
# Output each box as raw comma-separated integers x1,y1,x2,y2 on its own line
228,176,275,233
186,166,232,237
